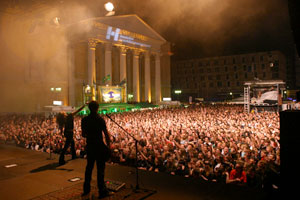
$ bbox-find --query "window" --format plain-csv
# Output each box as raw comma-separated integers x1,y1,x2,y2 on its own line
215,67,219,72
245,73,248,79
224,59,227,64
248,66,252,72
225,66,228,72
233,58,236,64
53,101,63,106
261,63,265,69
198,62,202,67
235,73,238,79
209,82,214,88
226,74,229,80
263,72,266,78
217,82,222,87
243,65,247,71
260,55,264,61
252,56,255,62
227,82,230,87
272,73,279,79
242,57,245,63
216,75,221,80
208,75,213,80
200,76,205,81
207,68,211,73
234,66,237,71
236,82,240,86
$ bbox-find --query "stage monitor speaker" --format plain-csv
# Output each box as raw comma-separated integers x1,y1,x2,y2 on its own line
296,91,300,102
280,110,300,195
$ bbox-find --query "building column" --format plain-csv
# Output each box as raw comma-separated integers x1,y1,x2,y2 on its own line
119,46,127,83
155,52,161,103
144,51,151,102
68,45,75,106
88,39,97,100
105,43,112,85
119,46,127,102
133,50,140,102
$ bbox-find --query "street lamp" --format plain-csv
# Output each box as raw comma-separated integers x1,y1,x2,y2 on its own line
104,2,115,16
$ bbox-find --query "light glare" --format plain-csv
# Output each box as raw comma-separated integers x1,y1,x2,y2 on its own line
104,2,114,12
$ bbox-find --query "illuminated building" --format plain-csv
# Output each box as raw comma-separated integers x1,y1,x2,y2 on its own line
67,15,171,106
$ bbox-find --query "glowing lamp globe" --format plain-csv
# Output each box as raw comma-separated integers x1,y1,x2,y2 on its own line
104,2,114,12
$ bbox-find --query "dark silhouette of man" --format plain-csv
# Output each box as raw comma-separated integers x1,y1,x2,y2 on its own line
81,101,111,198
58,104,86,165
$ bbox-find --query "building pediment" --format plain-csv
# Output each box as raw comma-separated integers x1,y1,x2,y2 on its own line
67,15,166,51
94,15,166,42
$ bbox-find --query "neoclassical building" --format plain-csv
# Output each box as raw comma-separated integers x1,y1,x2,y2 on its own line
67,15,171,106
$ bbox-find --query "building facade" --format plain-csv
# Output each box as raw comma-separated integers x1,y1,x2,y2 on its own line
171,51,286,101
0,14,171,112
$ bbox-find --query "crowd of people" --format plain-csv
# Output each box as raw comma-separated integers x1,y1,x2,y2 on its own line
0,105,280,190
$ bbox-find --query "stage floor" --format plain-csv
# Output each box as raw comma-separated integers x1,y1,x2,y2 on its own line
0,144,267,200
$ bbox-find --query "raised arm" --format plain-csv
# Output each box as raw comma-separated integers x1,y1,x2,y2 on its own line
72,103,88,116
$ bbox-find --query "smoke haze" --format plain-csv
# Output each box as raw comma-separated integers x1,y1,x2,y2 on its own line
0,0,294,112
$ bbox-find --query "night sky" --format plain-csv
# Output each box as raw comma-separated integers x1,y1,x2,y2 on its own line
0,0,295,60
114,0,294,60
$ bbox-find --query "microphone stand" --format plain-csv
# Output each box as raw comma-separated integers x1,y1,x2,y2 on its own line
105,114,140,191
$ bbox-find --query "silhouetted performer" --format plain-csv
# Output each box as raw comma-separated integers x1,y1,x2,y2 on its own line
58,104,86,165
81,101,111,199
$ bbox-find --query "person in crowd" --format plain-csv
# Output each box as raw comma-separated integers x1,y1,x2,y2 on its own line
229,162,247,185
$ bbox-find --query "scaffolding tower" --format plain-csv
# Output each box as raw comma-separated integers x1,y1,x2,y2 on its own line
243,80,285,113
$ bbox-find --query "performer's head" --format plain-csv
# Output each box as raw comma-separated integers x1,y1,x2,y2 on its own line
88,101,99,113
56,112,66,130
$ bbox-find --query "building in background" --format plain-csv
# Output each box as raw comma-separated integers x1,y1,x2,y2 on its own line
171,51,286,102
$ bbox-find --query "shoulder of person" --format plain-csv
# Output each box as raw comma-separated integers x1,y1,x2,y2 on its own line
82,116,89,121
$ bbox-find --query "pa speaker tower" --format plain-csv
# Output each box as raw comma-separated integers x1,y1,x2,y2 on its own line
280,110,300,196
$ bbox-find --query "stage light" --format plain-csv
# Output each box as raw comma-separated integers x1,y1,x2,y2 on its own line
53,17,60,26
104,2,114,12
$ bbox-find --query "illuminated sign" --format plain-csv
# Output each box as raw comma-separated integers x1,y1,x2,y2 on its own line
106,26,151,48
